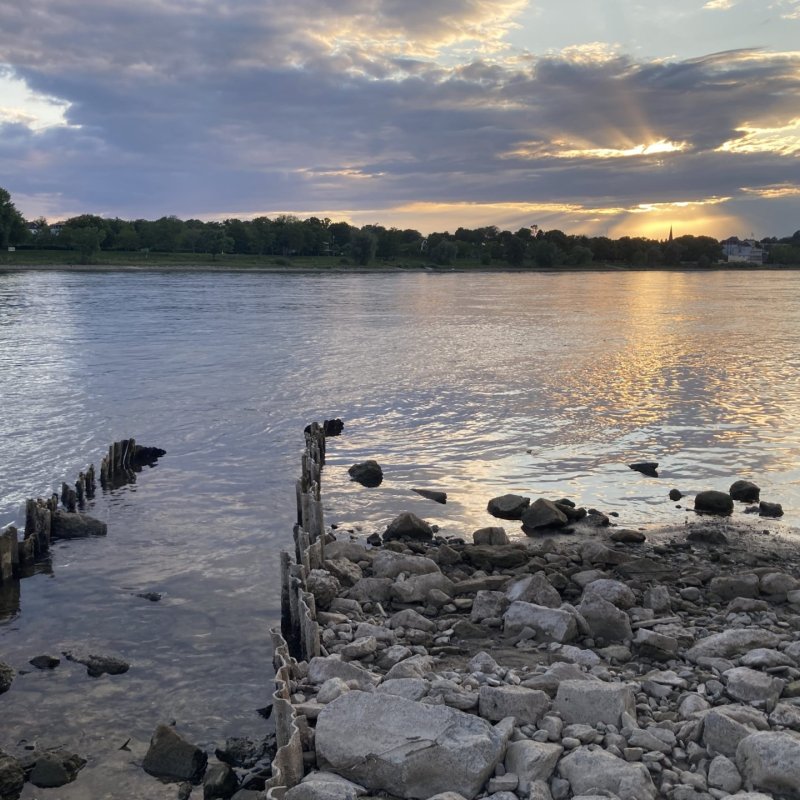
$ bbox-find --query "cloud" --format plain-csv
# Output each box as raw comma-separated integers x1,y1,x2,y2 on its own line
0,1,798,238
703,0,735,10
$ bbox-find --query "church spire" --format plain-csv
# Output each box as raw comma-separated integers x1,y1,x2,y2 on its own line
668,225,673,243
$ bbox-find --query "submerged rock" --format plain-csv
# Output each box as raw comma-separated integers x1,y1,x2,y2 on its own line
51,510,107,539
412,488,447,504
29,655,60,670
29,750,87,788
0,662,13,694
63,649,130,677
629,461,659,477
0,750,25,800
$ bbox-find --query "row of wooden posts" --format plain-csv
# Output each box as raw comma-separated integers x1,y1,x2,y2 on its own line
0,439,147,586
268,419,342,799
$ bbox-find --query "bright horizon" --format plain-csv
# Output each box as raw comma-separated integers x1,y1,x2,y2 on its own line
1,1,798,240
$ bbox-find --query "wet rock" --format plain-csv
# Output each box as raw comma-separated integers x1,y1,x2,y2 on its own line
730,481,760,503
629,462,658,477
63,649,130,677
413,488,447,504
51,510,107,539
736,731,800,798
472,527,509,546
487,494,530,521
203,763,239,799
0,749,25,800
29,750,87,788
555,680,636,726
503,602,577,643
669,488,683,501
759,501,783,518
504,741,562,793
687,527,729,546
694,490,734,516
348,461,383,488
315,690,511,800
136,591,163,602
0,662,13,694
610,528,645,543
558,746,657,800
142,724,208,783
383,512,433,542
29,655,60,670
520,499,568,532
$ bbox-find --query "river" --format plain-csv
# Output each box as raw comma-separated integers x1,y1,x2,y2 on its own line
1,268,798,797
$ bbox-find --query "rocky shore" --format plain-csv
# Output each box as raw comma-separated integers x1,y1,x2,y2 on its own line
266,427,800,800
270,514,800,800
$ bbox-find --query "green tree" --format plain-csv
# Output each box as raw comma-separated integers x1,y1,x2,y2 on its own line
504,235,526,266
350,229,377,265
430,239,458,265
0,187,29,248
200,225,234,260
65,226,106,264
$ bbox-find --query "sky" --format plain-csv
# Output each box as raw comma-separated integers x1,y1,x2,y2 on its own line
1,0,798,239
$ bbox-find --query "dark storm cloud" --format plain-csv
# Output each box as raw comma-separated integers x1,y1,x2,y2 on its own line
0,0,798,231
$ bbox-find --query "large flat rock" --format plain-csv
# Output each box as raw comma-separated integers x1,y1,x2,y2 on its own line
315,691,511,800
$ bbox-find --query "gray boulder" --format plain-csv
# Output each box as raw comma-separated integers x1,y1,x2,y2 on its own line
578,594,632,642
520,499,568,532
372,551,439,579
51,510,107,538
307,656,380,690
730,481,760,503
503,602,577,643
478,685,551,724
709,574,759,600
390,572,454,604
694,490,734,515
142,725,208,783
558,746,656,800
285,772,367,800
315,691,512,800
487,494,530,520
383,512,433,542
708,754,742,793
704,705,769,758
555,680,636,726
582,579,635,609
345,577,393,605
306,569,341,611
725,667,784,709
686,629,781,662
506,574,561,609
736,731,800,798
471,591,510,623
504,741,562,794
29,750,87,788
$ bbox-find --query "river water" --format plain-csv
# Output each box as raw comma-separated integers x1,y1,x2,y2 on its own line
1,268,799,797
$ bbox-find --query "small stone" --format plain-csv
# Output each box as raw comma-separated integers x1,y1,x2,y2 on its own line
708,754,742,793
142,724,208,783
63,650,130,677
413,488,447,504
472,527,509,546
487,494,530,520
555,680,635,727
29,751,87,788
203,763,239,799
520,499,569,532
29,655,61,670
629,462,658,477
759,501,783,518
669,489,683,501
383,512,433,542
729,480,760,503
610,529,646,543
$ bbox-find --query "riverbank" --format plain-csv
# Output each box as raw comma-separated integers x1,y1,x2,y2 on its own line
267,426,800,800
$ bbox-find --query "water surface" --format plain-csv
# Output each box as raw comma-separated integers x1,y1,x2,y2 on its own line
1,269,798,796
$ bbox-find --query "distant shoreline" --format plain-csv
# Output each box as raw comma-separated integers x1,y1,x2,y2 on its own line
2,262,800,274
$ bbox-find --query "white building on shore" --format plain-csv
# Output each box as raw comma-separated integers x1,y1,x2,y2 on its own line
722,238,766,264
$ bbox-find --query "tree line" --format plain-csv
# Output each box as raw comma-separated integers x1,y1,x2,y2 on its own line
2,186,800,266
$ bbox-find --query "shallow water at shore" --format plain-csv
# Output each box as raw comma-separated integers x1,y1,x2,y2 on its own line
1,269,799,795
